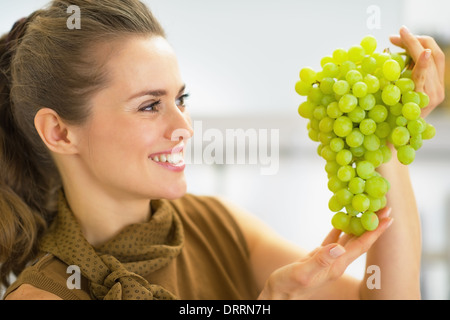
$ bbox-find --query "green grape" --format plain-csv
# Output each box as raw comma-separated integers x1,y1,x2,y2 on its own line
298,101,316,119
348,45,365,63
361,56,377,74
390,53,406,70
295,81,311,96
331,212,351,230
335,188,354,206
368,105,388,123
396,116,408,127
333,116,353,137
402,91,421,105
339,94,358,113
390,103,403,116
308,128,319,142
422,123,436,140
336,149,353,166
319,131,336,145
321,94,335,107
397,145,415,165
329,195,343,212
402,102,421,120
352,82,368,98
363,74,380,94
333,80,350,95
346,128,364,148
346,70,363,86
359,94,376,111
365,176,388,198
368,196,382,212
337,165,356,182
374,121,391,139
363,134,380,151
321,145,337,161
300,67,317,84
308,86,323,104
340,60,357,76
313,105,327,120
320,77,336,95
410,134,423,150
348,177,366,194
333,48,348,64
345,205,359,217
379,144,392,163
321,56,334,67
418,92,430,108
322,62,340,78
356,160,375,179
350,145,366,157
374,52,391,67
360,35,377,55
325,161,341,176
352,193,370,212
359,118,377,135
364,149,384,167
329,137,345,152
319,116,335,133
391,126,410,146
396,78,415,93
327,101,343,118
407,119,425,136
348,106,366,123
382,59,401,81
328,175,347,193
381,84,401,106
361,211,379,231
349,217,366,236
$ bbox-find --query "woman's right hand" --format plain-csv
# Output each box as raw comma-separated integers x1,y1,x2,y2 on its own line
257,207,393,300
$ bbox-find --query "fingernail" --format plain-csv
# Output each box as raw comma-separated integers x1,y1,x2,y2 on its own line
387,218,394,229
329,245,345,259
424,49,432,60
386,207,392,217
401,25,410,33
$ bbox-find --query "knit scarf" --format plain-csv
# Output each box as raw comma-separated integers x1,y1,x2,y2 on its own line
39,191,184,300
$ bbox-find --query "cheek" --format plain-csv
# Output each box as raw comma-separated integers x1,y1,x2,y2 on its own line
82,115,160,164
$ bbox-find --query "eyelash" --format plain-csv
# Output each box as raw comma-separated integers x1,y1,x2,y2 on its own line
139,93,190,113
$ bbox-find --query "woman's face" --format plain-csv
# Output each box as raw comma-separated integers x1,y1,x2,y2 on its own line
74,36,193,201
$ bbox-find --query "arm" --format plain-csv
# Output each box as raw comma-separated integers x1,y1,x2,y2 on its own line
361,26,445,299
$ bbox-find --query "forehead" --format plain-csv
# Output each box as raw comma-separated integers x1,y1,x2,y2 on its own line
102,36,181,91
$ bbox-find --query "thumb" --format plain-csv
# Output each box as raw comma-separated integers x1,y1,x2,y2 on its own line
296,244,346,287
412,49,432,92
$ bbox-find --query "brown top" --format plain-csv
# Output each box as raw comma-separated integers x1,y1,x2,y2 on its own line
3,194,259,300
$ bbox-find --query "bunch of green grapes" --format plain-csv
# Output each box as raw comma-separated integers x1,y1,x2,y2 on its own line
295,35,436,236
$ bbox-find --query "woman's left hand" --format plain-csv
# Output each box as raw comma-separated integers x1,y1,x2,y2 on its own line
390,26,446,118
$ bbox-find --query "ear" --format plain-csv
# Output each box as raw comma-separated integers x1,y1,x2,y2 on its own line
34,108,79,155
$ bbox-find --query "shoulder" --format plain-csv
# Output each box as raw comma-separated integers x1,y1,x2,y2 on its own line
5,284,62,300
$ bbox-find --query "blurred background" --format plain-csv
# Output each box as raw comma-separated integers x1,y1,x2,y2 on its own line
1,0,450,299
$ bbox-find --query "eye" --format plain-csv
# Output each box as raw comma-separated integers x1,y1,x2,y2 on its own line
176,93,190,108
139,100,161,113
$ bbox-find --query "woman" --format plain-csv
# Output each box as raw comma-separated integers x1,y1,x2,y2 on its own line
0,0,445,300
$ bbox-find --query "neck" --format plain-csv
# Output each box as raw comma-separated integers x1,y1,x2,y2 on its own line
58,164,152,248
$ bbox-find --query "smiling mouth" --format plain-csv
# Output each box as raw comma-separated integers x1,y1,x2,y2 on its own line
148,145,185,170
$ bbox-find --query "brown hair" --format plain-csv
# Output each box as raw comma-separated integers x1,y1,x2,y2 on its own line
0,0,165,288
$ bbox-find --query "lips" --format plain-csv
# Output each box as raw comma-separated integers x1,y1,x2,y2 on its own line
149,144,185,171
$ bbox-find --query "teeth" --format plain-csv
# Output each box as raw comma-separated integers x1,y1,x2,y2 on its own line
151,152,183,164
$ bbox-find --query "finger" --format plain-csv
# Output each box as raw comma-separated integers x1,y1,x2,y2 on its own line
398,26,425,62
411,49,432,92
295,244,346,287
376,206,392,220
417,36,446,85
321,228,342,246
389,35,406,49
343,217,393,263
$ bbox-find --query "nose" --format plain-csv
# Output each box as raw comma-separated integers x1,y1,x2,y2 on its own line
164,105,194,143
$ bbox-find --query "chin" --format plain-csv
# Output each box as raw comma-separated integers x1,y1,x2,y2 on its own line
150,180,188,200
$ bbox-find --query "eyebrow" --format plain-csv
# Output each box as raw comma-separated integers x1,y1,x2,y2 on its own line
127,84,186,101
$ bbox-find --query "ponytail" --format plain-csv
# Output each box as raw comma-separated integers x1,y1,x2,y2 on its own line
0,13,59,288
